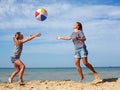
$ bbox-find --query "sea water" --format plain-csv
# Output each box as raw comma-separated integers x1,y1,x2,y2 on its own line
0,67,120,83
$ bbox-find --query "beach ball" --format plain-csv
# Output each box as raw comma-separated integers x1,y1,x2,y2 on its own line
35,8,48,21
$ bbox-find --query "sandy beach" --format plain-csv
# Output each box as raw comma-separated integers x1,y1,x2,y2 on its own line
0,78,120,90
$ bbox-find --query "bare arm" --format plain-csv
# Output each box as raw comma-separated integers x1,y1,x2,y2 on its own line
56,36,71,40
21,33,41,43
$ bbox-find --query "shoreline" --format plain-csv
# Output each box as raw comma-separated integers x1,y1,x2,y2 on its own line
0,78,120,90
1,66,120,68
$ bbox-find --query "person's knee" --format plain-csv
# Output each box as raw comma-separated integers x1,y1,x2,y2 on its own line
21,64,25,69
75,62,81,70
23,64,25,69
82,57,89,66
84,62,90,67
75,61,79,66
15,69,20,73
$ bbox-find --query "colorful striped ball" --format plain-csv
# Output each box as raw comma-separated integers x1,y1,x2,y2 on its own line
35,8,48,21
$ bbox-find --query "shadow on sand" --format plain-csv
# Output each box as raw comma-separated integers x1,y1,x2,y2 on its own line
102,78,118,82
94,78,119,84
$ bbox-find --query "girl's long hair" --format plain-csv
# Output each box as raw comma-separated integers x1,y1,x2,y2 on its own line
13,32,21,46
76,22,82,31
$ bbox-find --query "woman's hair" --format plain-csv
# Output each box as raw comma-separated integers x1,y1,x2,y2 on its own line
76,22,82,30
13,32,21,46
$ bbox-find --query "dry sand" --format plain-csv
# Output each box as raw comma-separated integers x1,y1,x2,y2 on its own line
0,78,120,90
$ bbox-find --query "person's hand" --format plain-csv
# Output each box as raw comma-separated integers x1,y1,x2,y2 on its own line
30,34,33,37
36,33,41,37
75,37,79,40
56,36,61,40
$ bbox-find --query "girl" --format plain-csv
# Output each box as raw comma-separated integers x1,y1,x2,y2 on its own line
9,32,41,83
57,22,101,82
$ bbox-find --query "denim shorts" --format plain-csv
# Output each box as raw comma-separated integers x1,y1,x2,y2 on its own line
11,57,19,63
74,47,88,58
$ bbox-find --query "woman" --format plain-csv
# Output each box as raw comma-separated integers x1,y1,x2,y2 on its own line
56,22,101,82
9,32,41,83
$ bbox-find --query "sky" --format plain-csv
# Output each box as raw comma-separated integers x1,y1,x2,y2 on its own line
0,0,120,68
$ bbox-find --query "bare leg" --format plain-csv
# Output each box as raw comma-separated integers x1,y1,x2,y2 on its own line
74,58,84,82
9,63,20,83
9,60,25,83
18,60,25,82
82,57,99,79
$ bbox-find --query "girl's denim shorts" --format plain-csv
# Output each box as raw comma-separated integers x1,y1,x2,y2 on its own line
11,57,19,63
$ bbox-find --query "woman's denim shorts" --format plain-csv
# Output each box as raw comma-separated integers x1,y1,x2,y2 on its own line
74,47,88,58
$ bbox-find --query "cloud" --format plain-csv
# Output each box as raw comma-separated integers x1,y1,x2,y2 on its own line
0,0,120,45
0,0,120,67
0,0,120,30
0,0,120,47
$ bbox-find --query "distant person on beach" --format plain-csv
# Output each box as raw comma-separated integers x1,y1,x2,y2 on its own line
9,32,41,83
56,22,101,82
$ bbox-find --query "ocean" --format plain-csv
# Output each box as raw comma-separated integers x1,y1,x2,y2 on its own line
0,67,120,83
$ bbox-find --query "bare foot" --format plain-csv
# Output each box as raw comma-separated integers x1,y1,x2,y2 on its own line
18,80,25,85
8,78,12,83
91,78,103,84
92,72,103,83
18,80,24,83
94,72,100,79
80,76,84,82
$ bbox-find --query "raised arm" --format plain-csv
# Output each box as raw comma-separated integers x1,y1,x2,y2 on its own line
56,36,71,40
21,33,41,43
